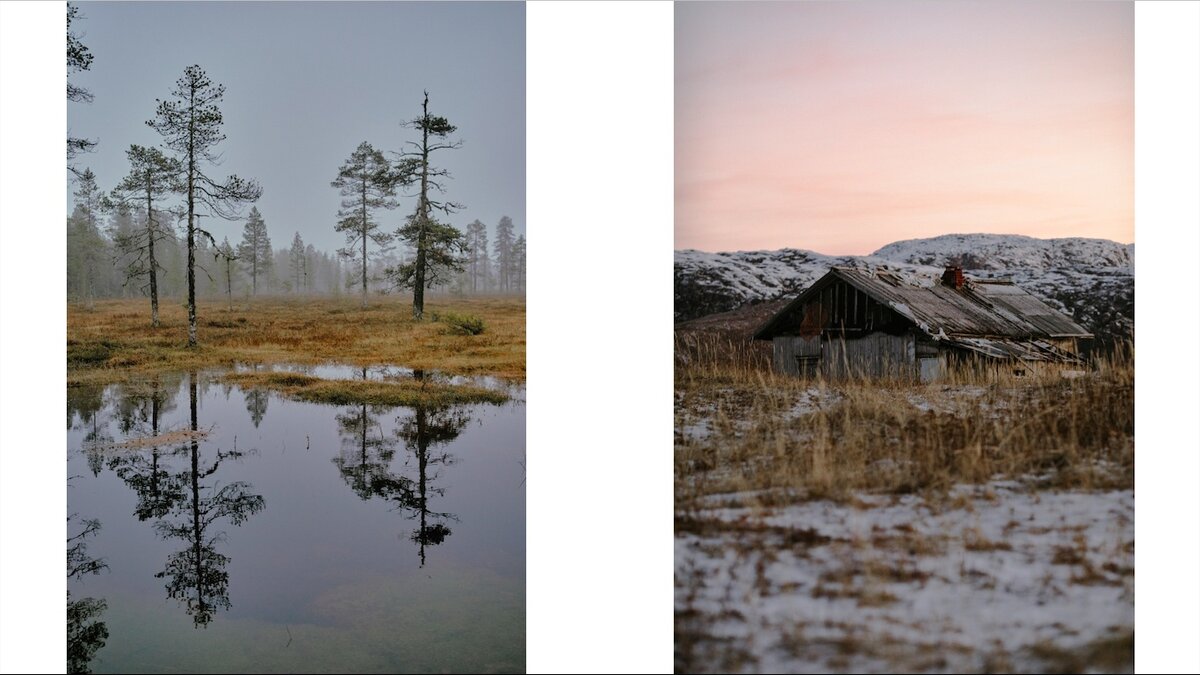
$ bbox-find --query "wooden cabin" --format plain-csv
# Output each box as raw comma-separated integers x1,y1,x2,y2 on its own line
752,266,1092,381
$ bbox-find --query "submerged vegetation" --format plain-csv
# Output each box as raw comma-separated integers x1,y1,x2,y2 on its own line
67,296,525,386
222,371,507,406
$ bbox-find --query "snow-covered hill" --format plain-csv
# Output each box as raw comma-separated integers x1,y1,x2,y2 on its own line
675,234,1133,346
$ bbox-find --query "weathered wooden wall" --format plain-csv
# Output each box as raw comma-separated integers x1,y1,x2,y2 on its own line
824,332,917,380
1047,337,1079,355
774,332,934,380
917,355,947,382
798,280,908,336
772,336,821,376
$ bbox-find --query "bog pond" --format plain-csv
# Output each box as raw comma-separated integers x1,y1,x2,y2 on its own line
67,366,525,673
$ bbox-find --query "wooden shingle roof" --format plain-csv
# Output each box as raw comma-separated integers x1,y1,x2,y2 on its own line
754,267,1092,343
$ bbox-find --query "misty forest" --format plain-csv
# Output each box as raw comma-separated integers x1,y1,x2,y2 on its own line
65,5,525,673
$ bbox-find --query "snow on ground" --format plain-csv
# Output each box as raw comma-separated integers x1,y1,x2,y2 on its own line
676,483,1133,673
903,385,991,415
676,386,847,445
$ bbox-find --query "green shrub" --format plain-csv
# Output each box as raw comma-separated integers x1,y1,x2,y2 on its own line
67,339,116,366
432,311,485,335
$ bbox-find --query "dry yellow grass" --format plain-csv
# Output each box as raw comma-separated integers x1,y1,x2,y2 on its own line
675,334,1134,508
67,295,525,385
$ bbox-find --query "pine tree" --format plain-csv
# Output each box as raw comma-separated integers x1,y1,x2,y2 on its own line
217,237,238,309
304,244,316,293
332,141,397,307
389,217,467,298
494,215,514,292
465,219,488,293
147,65,261,346
67,4,97,174
512,234,526,293
391,92,465,319
289,233,306,294
109,145,182,326
237,206,271,296
70,169,105,309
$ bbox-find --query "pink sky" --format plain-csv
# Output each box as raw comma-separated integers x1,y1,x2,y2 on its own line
675,1,1133,254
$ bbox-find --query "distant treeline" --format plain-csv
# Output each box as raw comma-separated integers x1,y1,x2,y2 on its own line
66,201,526,301
66,3,523,313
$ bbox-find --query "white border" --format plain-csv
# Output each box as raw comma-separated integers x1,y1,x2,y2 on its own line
526,2,674,673
1134,2,1200,673
0,2,68,673
5,1,1199,673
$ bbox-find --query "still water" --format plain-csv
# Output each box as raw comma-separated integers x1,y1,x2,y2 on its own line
67,368,525,673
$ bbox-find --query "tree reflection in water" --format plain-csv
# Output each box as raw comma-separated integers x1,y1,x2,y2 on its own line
67,513,108,674
152,372,265,627
103,372,265,628
332,369,402,499
333,369,469,566
242,363,270,428
109,374,186,520
68,383,111,477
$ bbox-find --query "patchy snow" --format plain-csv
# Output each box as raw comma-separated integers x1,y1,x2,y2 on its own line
677,483,1133,673
873,234,1132,275
787,387,844,416
889,302,917,324
678,419,713,442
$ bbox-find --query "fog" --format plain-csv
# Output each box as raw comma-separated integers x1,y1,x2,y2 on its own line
67,1,524,263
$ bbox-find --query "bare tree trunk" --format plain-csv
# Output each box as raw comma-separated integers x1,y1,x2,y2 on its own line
412,93,430,321
361,178,368,308
146,179,159,328
187,215,196,345
186,86,198,347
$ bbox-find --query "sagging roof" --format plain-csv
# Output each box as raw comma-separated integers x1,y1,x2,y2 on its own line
753,267,1092,346
945,336,1082,362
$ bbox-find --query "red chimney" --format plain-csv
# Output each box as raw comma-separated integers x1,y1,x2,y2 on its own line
942,265,964,289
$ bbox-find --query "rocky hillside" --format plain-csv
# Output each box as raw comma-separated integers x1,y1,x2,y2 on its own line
675,234,1133,347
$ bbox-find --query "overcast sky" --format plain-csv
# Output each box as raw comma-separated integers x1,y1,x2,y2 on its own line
676,1,1132,254
67,1,525,253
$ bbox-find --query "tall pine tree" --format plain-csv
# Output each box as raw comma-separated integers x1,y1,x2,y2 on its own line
465,219,488,293
511,234,526,294
390,92,466,319
70,169,105,309
288,233,306,294
109,145,182,326
493,215,514,292
237,207,271,295
332,142,397,306
147,65,261,346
